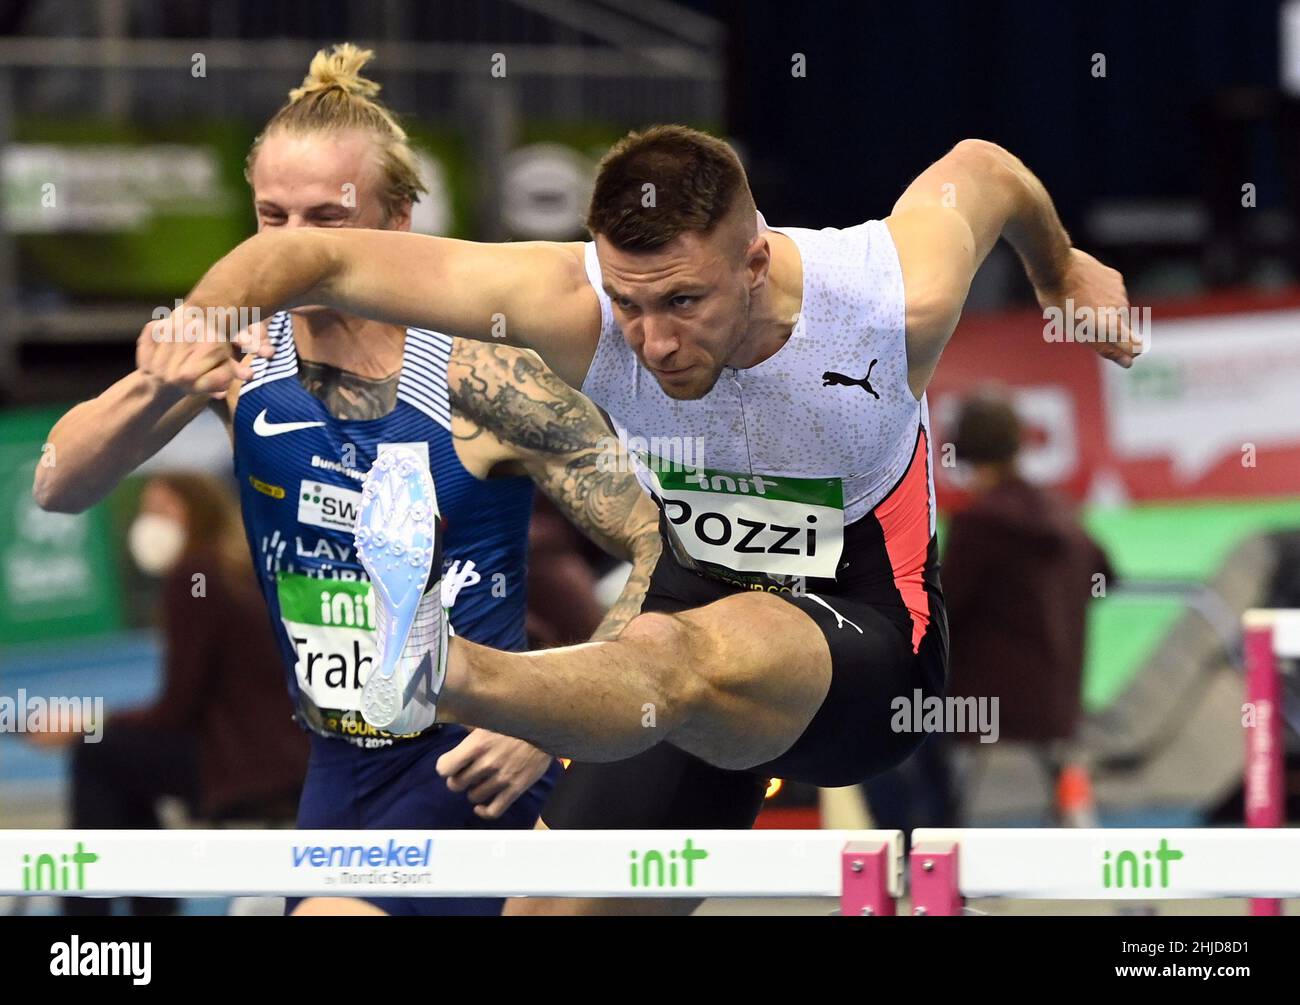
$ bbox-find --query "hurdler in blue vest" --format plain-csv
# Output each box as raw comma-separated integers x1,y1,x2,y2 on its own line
235,312,631,918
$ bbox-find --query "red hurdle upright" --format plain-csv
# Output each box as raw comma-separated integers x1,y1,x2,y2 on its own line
1242,609,1296,917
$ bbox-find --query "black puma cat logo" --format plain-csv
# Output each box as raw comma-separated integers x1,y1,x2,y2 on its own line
822,359,880,399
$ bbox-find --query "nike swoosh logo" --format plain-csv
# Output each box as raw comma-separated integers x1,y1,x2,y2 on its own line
252,409,326,437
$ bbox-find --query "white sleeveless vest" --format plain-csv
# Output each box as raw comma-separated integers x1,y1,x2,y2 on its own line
580,219,935,580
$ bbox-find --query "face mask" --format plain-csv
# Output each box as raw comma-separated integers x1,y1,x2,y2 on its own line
128,513,187,576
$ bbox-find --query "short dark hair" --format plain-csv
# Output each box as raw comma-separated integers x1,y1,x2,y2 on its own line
586,125,753,251
953,394,1021,465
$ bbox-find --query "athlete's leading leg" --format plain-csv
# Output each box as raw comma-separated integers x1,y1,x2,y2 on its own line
438,590,833,771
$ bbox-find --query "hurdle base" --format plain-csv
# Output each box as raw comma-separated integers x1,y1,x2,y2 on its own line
910,841,963,916
840,840,895,916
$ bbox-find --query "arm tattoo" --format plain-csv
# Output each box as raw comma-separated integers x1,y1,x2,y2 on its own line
448,341,661,637
297,358,400,421
589,525,661,641
448,343,646,555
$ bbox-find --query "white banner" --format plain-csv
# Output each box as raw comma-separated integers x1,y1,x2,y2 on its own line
913,828,1300,899
1102,309,1300,482
5,829,902,899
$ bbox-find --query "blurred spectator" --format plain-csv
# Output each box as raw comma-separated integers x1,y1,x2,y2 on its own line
861,393,1113,829
942,393,1114,825
29,473,308,915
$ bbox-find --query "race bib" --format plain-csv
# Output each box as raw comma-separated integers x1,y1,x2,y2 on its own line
277,572,377,712
642,458,844,579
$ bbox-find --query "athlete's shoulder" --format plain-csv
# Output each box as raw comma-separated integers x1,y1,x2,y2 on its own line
513,240,590,291
841,218,904,276
766,216,887,235
554,240,588,268
773,218,903,308
768,218,896,263
559,241,602,311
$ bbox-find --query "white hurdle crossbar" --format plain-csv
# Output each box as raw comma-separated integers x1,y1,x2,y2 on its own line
3,829,904,914
909,828,1300,915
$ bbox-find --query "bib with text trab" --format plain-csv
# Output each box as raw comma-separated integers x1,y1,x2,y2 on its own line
277,572,377,714
640,454,844,581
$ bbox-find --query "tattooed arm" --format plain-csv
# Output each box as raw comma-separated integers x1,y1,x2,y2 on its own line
447,340,661,641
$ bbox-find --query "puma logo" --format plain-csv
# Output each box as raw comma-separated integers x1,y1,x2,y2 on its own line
822,359,880,399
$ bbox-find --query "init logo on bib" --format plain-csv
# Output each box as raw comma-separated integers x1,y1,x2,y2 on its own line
277,573,377,711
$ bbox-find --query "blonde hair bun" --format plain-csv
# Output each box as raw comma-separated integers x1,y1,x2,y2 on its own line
289,43,382,102
247,42,427,220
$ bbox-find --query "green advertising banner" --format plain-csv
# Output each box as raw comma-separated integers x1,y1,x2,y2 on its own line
7,119,718,297
8,120,475,300
0,408,123,645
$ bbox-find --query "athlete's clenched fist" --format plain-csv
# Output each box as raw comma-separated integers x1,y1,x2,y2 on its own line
1036,248,1142,369
135,308,273,395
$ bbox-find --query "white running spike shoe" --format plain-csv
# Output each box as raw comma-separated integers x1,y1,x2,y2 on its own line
354,446,448,734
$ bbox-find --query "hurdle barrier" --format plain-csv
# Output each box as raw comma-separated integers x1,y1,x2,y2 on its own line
1,829,905,916
7,615,1297,919
910,828,1300,915
8,827,1299,914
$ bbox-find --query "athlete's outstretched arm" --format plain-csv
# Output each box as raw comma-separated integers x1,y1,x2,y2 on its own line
447,342,661,641
143,229,603,396
885,139,1135,396
32,323,245,512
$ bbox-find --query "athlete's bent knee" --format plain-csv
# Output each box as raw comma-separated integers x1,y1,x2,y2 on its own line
618,611,715,720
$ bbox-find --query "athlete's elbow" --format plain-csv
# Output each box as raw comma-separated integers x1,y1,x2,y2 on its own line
32,433,103,513
950,138,1012,167
244,228,341,307
951,140,1029,195
31,466,83,514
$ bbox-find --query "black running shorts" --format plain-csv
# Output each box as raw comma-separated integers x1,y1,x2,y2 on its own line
542,540,948,830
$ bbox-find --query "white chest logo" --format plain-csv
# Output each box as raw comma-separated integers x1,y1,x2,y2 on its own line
253,409,326,437
298,481,363,532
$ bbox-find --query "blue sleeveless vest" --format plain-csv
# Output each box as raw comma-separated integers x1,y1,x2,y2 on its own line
233,312,534,747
